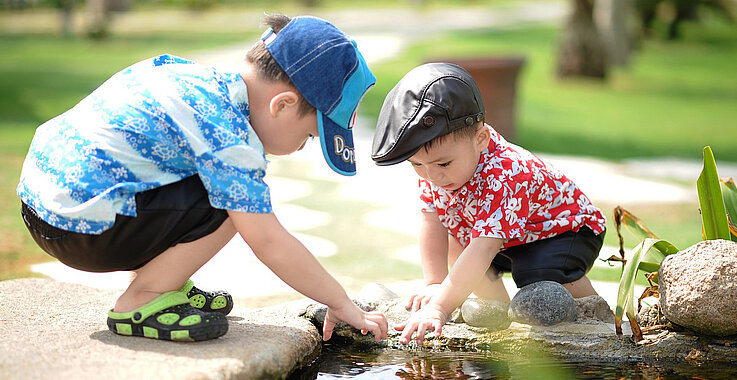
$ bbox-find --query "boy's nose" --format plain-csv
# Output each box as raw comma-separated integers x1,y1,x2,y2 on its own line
425,168,443,183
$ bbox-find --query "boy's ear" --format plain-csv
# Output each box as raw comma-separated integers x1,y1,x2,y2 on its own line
268,91,300,117
475,124,491,151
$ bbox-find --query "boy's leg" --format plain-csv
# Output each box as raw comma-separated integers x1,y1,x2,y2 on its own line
114,218,236,312
447,235,510,303
506,227,605,299
562,275,598,298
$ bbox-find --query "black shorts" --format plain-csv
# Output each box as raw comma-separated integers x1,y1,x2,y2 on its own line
492,227,605,287
21,175,228,273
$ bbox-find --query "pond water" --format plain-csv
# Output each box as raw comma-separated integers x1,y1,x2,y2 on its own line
289,343,737,379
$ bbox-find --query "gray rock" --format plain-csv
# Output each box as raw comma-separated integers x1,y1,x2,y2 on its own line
0,278,320,380
659,239,737,336
356,282,400,304
508,281,576,326
300,299,379,344
637,303,669,328
575,295,614,323
460,298,511,331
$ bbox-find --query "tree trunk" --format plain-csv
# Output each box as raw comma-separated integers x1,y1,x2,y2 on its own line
596,0,633,67
60,0,74,37
86,0,109,39
557,0,608,79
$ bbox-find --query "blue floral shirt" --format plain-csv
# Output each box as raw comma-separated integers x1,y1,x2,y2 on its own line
17,54,272,234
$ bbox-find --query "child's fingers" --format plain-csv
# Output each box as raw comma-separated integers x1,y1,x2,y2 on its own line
322,317,335,341
362,321,379,342
405,295,416,310
368,312,389,339
416,322,429,345
400,321,418,344
433,320,443,337
421,297,431,308
411,296,424,312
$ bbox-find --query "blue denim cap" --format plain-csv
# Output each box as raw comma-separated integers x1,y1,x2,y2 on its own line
262,16,376,176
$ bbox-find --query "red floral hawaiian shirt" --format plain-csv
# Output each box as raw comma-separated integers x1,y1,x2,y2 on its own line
419,126,606,250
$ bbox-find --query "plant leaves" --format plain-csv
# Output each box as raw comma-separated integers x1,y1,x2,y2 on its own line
720,177,737,242
615,238,679,340
613,206,659,268
697,146,731,240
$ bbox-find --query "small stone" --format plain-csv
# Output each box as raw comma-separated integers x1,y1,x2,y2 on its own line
637,303,668,328
508,281,576,326
460,298,510,331
448,307,464,323
575,295,614,323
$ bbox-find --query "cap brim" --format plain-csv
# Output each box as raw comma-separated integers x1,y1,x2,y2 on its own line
373,145,422,166
318,111,356,176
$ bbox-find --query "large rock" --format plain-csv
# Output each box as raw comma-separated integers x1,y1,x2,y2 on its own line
508,281,576,326
659,239,737,336
0,278,320,380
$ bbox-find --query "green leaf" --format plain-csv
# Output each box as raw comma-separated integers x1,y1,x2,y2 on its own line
613,206,660,272
615,238,679,339
697,146,731,240
637,261,661,273
721,177,737,242
614,206,659,241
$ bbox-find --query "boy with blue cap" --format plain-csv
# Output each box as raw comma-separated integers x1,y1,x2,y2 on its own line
372,63,606,344
17,14,388,342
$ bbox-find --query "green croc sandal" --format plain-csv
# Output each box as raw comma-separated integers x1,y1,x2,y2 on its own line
107,291,228,342
180,279,234,315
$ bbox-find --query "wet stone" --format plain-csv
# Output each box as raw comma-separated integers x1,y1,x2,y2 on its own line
460,298,511,331
508,281,576,326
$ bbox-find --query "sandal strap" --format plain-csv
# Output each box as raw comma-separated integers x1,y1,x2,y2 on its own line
109,291,191,324
179,279,195,294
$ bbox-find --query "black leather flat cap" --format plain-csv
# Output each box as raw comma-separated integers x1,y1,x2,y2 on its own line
371,62,485,166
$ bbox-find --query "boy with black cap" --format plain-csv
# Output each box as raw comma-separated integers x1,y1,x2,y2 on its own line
372,63,606,344
18,14,388,342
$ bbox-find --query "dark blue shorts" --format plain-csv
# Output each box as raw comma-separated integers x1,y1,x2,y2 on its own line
492,227,605,287
21,175,228,273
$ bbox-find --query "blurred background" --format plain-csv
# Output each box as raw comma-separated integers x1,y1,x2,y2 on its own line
2,0,736,305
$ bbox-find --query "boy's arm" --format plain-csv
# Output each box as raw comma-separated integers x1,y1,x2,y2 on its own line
228,210,388,341
397,236,503,344
419,210,449,284
405,211,449,311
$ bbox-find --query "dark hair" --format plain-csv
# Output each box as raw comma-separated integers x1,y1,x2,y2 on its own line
246,14,315,117
422,122,484,152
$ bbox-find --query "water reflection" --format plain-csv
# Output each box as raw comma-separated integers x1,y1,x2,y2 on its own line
290,343,737,380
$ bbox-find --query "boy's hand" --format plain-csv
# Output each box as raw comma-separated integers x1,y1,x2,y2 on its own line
323,301,388,342
405,283,442,312
394,303,447,345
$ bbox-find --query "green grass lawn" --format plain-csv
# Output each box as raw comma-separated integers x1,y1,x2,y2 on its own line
0,10,734,285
